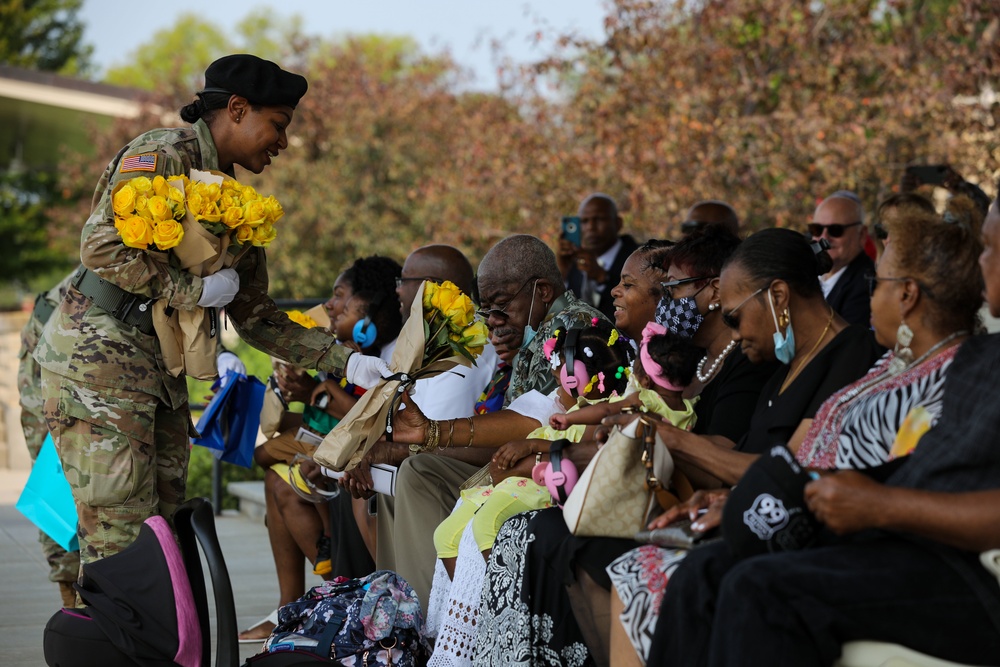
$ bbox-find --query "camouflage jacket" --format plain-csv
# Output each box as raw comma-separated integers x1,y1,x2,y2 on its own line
34,119,350,409
18,272,75,418
505,290,608,407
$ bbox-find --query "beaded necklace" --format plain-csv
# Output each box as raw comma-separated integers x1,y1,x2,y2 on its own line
696,339,737,383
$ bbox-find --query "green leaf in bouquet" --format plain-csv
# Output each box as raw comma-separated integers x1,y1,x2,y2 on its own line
450,340,476,363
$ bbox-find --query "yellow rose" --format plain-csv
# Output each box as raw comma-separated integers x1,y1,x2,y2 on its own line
118,215,153,249
234,224,255,245
152,175,169,198
146,195,172,222
130,176,153,195
252,222,277,247
428,281,462,317
222,206,244,229
112,184,137,217
286,310,319,329
167,174,188,187
263,195,284,224
220,194,238,211
134,194,148,215
199,201,222,223
203,183,221,203
186,192,204,217
241,184,259,201
242,200,267,227
458,321,489,357
166,184,185,209
151,218,184,250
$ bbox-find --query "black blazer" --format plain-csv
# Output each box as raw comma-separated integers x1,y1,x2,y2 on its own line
567,234,640,320
825,252,875,327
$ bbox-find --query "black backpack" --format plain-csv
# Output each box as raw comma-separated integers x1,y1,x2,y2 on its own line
43,497,238,667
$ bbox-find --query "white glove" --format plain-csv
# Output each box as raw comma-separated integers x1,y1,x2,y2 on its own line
197,268,240,307
216,351,246,386
345,353,391,389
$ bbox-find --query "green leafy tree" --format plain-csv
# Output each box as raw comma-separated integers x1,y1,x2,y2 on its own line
0,169,75,283
0,0,92,74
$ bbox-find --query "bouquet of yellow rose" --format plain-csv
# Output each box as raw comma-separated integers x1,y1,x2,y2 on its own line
109,169,286,380
313,280,488,472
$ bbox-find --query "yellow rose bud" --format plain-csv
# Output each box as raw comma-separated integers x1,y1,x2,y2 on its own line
112,184,137,217
422,281,438,313
252,222,277,247
152,175,169,198
444,292,476,332
234,224,255,245
186,192,204,216
151,218,184,250
241,184,259,201
222,206,244,229
242,200,267,227
118,215,153,249
203,183,221,202
130,176,153,194
220,194,238,211
167,184,185,207
146,195,171,222
459,321,489,357
134,195,148,215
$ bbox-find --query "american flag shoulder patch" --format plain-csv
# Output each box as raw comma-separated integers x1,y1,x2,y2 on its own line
120,153,158,173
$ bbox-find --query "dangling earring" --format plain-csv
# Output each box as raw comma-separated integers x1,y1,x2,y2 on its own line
778,308,790,329
888,320,914,374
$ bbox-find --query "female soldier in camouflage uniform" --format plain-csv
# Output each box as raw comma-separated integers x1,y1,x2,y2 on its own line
33,54,384,575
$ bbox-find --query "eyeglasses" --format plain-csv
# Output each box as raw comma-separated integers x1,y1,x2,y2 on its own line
864,272,932,298
395,276,439,289
722,286,766,330
807,221,862,238
476,277,538,322
660,275,715,299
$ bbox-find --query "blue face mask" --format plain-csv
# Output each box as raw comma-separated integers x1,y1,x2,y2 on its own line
767,289,796,365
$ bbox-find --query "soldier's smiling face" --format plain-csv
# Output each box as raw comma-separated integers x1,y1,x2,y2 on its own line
234,105,294,174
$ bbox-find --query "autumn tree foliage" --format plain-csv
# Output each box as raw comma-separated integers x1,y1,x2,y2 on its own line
54,1,999,298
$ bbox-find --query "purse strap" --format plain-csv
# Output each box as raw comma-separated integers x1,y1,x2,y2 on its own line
639,417,661,491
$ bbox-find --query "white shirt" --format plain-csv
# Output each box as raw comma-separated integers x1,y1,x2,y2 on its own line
406,342,501,420
580,237,623,306
819,265,848,298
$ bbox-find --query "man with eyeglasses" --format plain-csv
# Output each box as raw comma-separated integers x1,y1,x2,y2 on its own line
808,190,875,326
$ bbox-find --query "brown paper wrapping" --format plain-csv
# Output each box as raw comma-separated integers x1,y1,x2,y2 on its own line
313,282,473,472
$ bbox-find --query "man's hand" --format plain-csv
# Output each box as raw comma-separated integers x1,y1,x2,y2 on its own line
275,365,318,404
572,248,607,283
387,391,429,445
804,470,884,535
556,238,578,280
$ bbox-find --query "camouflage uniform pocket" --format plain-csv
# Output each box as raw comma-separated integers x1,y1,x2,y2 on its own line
55,383,158,508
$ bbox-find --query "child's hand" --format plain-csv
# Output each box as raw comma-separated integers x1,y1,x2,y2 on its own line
493,440,534,470
549,413,571,430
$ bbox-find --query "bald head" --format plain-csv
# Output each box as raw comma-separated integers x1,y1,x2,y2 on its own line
811,193,867,273
684,200,740,236
478,235,564,290
397,244,476,318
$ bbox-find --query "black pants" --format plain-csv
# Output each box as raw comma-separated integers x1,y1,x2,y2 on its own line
650,537,1000,666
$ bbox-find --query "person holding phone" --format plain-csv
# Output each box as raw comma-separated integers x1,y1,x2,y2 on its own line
807,190,875,326
556,193,639,320
902,163,992,218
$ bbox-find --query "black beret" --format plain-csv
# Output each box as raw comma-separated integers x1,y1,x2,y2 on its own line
202,54,308,109
721,445,822,560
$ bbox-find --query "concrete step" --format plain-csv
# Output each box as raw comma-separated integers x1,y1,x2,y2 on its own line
227,481,266,524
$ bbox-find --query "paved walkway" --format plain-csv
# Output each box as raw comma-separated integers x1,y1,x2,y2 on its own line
0,470,325,666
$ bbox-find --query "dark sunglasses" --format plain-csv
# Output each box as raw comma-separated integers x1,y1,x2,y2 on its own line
807,221,862,238
721,286,766,330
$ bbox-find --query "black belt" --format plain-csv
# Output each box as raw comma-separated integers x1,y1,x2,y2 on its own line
72,268,155,335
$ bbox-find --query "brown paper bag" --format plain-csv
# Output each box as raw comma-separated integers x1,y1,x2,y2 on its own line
313,282,473,472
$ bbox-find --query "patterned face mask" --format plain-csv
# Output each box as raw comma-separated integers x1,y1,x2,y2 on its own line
655,295,704,339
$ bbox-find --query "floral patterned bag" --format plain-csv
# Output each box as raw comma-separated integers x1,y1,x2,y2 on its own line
249,570,430,666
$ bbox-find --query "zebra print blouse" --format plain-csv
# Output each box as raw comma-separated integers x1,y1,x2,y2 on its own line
796,345,959,470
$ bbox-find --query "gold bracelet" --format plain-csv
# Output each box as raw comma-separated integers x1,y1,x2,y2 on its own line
466,416,475,447
446,420,455,448
426,419,440,450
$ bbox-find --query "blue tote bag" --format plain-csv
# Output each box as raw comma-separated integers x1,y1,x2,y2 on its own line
16,434,80,552
193,371,266,468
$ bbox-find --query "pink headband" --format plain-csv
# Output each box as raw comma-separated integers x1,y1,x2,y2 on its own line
640,322,687,392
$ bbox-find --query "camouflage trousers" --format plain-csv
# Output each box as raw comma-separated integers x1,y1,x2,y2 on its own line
40,368,191,569
19,356,80,584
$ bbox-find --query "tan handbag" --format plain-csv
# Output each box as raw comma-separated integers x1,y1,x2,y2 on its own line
152,302,219,380
563,417,663,538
